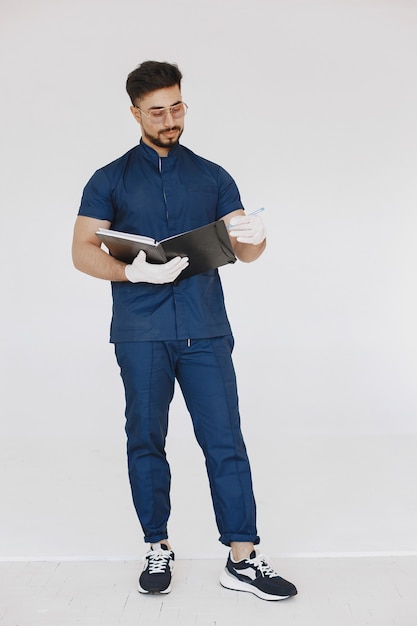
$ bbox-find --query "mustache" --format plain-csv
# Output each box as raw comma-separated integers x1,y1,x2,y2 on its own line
160,126,181,132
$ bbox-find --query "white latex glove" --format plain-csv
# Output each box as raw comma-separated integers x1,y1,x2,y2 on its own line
125,250,189,284
228,214,266,245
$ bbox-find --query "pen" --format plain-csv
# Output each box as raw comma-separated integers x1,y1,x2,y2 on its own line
227,207,265,229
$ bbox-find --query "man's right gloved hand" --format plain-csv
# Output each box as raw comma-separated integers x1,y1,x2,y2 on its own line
125,250,189,284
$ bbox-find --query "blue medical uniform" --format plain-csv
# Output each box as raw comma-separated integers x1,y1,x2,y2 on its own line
79,140,260,546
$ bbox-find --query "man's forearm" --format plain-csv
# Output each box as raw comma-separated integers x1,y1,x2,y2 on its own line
234,238,267,263
72,241,128,281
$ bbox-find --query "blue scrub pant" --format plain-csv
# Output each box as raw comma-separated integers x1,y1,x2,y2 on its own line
114,336,260,546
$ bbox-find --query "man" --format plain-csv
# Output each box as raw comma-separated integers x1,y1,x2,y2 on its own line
72,60,297,602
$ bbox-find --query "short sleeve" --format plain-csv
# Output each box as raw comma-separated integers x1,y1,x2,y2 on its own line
215,166,244,219
78,168,115,222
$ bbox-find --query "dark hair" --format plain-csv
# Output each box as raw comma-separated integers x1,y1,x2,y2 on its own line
126,60,182,105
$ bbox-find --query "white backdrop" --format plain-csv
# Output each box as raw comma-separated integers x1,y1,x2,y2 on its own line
1,0,416,560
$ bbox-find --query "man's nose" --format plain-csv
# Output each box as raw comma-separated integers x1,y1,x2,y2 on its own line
163,109,175,125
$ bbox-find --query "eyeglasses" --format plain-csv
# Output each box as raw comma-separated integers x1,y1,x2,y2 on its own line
135,102,188,123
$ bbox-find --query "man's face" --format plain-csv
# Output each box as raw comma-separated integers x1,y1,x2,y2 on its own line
131,85,185,156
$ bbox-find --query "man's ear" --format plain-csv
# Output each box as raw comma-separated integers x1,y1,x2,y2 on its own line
130,105,141,124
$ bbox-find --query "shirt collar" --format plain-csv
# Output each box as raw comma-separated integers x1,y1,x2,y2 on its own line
139,139,181,165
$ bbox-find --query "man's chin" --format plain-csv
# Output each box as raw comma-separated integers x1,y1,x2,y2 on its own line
160,129,181,143
161,136,179,145
144,128,183,150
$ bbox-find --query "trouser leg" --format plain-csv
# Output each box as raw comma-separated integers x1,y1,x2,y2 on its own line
176,336,260,546
114,342,175,544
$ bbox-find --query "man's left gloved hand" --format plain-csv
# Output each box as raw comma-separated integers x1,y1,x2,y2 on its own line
228,214,266,245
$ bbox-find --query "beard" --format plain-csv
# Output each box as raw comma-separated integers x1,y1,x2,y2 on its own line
143,125,184,150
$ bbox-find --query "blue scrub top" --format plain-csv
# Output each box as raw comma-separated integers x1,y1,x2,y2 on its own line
78,140,243,342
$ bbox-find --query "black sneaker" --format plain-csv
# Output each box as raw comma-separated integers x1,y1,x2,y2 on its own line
138,543,175,594
220,550,297,601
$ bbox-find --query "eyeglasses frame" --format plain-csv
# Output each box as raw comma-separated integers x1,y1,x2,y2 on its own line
134,102,188,122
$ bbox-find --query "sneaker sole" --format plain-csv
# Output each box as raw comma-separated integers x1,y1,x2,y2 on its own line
138,582,171,594
219,569,291,601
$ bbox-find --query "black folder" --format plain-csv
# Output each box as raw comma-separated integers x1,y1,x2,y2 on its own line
96,220,236,281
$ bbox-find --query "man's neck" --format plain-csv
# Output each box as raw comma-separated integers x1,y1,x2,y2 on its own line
141,137,170,157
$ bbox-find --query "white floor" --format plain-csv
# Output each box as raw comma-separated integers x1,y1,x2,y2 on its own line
0,556,416,626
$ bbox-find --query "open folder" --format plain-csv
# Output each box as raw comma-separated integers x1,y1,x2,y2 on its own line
96,219,236,281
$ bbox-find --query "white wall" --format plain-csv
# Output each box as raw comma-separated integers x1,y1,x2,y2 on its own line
1,0,416,560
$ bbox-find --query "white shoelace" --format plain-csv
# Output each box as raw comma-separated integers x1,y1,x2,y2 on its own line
247,553,278,578
147,550,172,574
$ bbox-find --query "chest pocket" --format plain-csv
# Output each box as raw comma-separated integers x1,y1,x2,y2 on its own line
187,185,218,226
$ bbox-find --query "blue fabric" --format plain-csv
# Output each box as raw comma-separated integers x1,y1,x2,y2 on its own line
79,139,259,546
78,141,243,342
115,338,260,546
